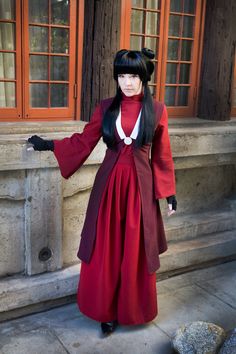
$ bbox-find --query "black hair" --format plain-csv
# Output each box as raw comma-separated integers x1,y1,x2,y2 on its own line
102,48,156,149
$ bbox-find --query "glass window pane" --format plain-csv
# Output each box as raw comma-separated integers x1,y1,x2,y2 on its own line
146,0,161,10
29,26,48,52
0,23,15,50
30,83,48,107
166,63,177,83
0,0,15,20
184,0,195,14
29,0,48,24
50,84,68,107
131,9,144,33
51,28,69,53
179,63,190,83
51,0,69,25
50,56,68,81
0,82,15,107
130,35,142,50
30,55,48,80
178,86,189,105
0,53,15,79
178,86,189,106
165,86,176,106
132,0,144,7
149,66,157,84
183,16,194,38
145,37,158,54
146,12,159,35
149,85,156,96
181,39,192,60
170,0,182,12
168,39,179,60
169,15,181,36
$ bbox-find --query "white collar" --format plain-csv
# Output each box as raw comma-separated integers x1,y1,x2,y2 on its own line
116,108,142,145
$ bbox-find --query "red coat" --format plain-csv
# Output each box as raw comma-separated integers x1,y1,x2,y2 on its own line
54,98,176,273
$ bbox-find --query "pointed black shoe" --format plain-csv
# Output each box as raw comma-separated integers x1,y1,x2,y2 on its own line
101,321,118,335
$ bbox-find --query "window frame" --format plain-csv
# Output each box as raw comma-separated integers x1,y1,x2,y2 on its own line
0,0,22,120
120,0,206,118
0,0,83,122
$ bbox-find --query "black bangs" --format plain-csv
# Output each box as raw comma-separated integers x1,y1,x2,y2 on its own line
113,50,149,82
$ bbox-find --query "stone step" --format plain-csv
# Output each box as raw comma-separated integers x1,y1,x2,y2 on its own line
159,229,236,276
164,208,236,243
0,265,80,321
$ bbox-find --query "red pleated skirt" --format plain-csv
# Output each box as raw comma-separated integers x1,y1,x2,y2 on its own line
77,146,157,325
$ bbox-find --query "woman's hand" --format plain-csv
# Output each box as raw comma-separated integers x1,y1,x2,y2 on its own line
27,135,54,151
166,195,177,216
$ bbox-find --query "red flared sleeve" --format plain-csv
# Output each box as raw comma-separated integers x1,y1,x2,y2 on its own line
53,105,103,179
151,104,176,199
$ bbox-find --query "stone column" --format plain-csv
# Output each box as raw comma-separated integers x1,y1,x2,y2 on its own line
24,168,63,275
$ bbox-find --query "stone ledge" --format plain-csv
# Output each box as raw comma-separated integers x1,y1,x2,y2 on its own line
0,119,235,171
0,121,85,135
159,229,236,274
164,207,236,243
0,264,80,318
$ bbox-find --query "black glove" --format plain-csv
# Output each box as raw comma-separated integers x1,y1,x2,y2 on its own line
166,195,177,211
28,135,54,151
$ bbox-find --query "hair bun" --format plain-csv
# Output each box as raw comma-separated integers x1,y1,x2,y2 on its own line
142,48,155,59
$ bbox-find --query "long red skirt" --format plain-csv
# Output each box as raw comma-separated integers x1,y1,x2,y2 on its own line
77,147,157,325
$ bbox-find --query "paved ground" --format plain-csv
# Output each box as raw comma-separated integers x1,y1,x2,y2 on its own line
0,260,236,354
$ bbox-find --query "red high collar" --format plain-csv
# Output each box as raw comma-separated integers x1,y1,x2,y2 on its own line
121,92,144,102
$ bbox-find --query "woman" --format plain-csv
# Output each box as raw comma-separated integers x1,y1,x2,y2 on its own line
28,48,177,335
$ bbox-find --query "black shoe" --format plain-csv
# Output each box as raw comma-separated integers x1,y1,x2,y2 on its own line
101,321,118,335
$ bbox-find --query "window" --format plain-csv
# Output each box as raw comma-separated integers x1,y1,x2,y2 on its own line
120,0,206,117
0,0,82,121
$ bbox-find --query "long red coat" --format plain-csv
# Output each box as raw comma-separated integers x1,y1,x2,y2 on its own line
54,98,176,274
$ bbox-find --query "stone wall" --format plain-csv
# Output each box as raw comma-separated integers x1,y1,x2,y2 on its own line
0,118,236,320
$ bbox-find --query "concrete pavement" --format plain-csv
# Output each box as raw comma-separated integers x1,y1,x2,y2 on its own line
0,260,236,354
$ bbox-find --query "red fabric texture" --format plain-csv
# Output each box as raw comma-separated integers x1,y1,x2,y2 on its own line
78,95,157,324
53,94,176,273
151,105,176,199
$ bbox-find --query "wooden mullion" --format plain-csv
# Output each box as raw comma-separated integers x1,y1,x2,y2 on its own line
28,23,70,29
166,83,191,87
130,33,159,39
193,0,206,116
120,0,131,48
22,0,29,118
29,80,70,84
0,19,16,23
132,7,161,14
158,0,169,102
155,0,164,101
142,0,147,48
67,0,76,118
168,36,194,40
75,0,84,120
0,78,17,83
0,49,17,54
29,52,69,57
167,60,193,64
169,12,195,17
48,0,51,108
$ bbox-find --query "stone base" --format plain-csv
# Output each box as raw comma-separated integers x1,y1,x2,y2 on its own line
0,264,80,322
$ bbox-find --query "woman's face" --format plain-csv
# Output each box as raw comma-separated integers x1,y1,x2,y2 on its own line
118,74,142,96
